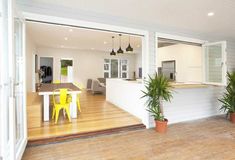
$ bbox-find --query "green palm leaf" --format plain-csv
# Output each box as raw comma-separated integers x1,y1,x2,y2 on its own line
141,73,173,121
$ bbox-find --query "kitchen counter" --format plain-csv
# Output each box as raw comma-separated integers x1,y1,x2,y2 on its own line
106,79,224,128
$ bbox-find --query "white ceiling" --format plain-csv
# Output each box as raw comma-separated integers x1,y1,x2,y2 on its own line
21,0,235,41
26,21,142,52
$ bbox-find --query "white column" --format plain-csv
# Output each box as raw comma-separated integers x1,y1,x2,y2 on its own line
71,93,77,118
43,94,49,121
67,66,73,83
142,31,156,128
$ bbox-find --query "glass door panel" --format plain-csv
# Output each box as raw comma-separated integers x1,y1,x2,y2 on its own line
14,18,24,148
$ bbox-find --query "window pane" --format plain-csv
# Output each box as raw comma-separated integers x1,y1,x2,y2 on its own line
205,44,222,83
122,72,127,78
111,59,119,78
122,65,127,71
121,59,127,65
104,64,109,70
104,72,109,78
104,59,110,63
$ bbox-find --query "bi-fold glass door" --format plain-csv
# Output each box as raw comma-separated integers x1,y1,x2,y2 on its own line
0,0,11,159
0,0,27,159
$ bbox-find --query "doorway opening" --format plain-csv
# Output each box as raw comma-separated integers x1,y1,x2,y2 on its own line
39,57,53,83
60,59,73,82
26,20,145,144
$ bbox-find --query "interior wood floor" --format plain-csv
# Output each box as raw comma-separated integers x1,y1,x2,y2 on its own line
27,91,142,142
23,116,235,160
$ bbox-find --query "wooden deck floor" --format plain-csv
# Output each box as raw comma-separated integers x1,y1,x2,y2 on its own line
27,91,143,144
23,116,235,160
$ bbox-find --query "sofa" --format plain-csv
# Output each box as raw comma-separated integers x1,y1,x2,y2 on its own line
91,79,106,95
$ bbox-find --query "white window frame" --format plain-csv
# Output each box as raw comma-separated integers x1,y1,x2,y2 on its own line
202,41,227,86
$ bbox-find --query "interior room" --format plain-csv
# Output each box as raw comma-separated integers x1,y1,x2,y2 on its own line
157,38,203,84
26,21,144,144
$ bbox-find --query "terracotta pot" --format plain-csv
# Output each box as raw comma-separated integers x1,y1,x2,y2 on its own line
230,113,235,123
155,119,168,133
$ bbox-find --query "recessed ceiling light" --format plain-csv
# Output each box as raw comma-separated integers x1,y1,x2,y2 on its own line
137,44,140,48
91,48,95,50
64,37,68,40
104,41,107,44
69,29,73,32
207,12,214,17
60,45,64,48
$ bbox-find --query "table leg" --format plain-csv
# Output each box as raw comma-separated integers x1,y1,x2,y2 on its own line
71,93,77,118
43,94,49,121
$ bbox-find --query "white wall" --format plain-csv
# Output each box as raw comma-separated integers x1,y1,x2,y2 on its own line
106,79,148,126
161,86,224,124
26,31,36,92
157,44,202,83
36,47,138,87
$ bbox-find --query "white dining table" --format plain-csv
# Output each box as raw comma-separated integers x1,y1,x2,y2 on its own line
38,83,81,121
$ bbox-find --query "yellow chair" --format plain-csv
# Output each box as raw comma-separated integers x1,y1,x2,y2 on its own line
53,80,60,84
52,88,71,124
50,80,61,105
67,82,84,113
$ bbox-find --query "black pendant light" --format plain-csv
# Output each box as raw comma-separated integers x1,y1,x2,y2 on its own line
110,36,116,56
117,34,124,54
126,35,133,52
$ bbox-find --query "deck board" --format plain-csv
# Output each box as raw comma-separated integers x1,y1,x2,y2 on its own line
28,91,143,143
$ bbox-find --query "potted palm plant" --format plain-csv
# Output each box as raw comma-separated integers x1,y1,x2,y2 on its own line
142,74,173,133
219,71,235,123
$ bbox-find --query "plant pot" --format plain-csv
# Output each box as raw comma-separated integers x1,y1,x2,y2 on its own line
230,112,235,123
155,119,168,133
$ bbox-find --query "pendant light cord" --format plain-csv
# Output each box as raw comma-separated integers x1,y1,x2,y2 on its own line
112,36,114,49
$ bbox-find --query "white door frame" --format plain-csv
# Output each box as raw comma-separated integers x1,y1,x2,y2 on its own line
1,0,27,159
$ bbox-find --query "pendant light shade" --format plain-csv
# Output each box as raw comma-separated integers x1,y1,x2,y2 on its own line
110,36,116,56
126,36,133,52
117,34,124,54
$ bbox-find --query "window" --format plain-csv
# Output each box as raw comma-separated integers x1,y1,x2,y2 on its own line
203,42,227,85
157,37,227,85
120,60,129,78
104,59,110,78
103,59,129,78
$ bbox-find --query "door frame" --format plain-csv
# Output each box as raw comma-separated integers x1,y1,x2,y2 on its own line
23,12,152,128
0,0,27,159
